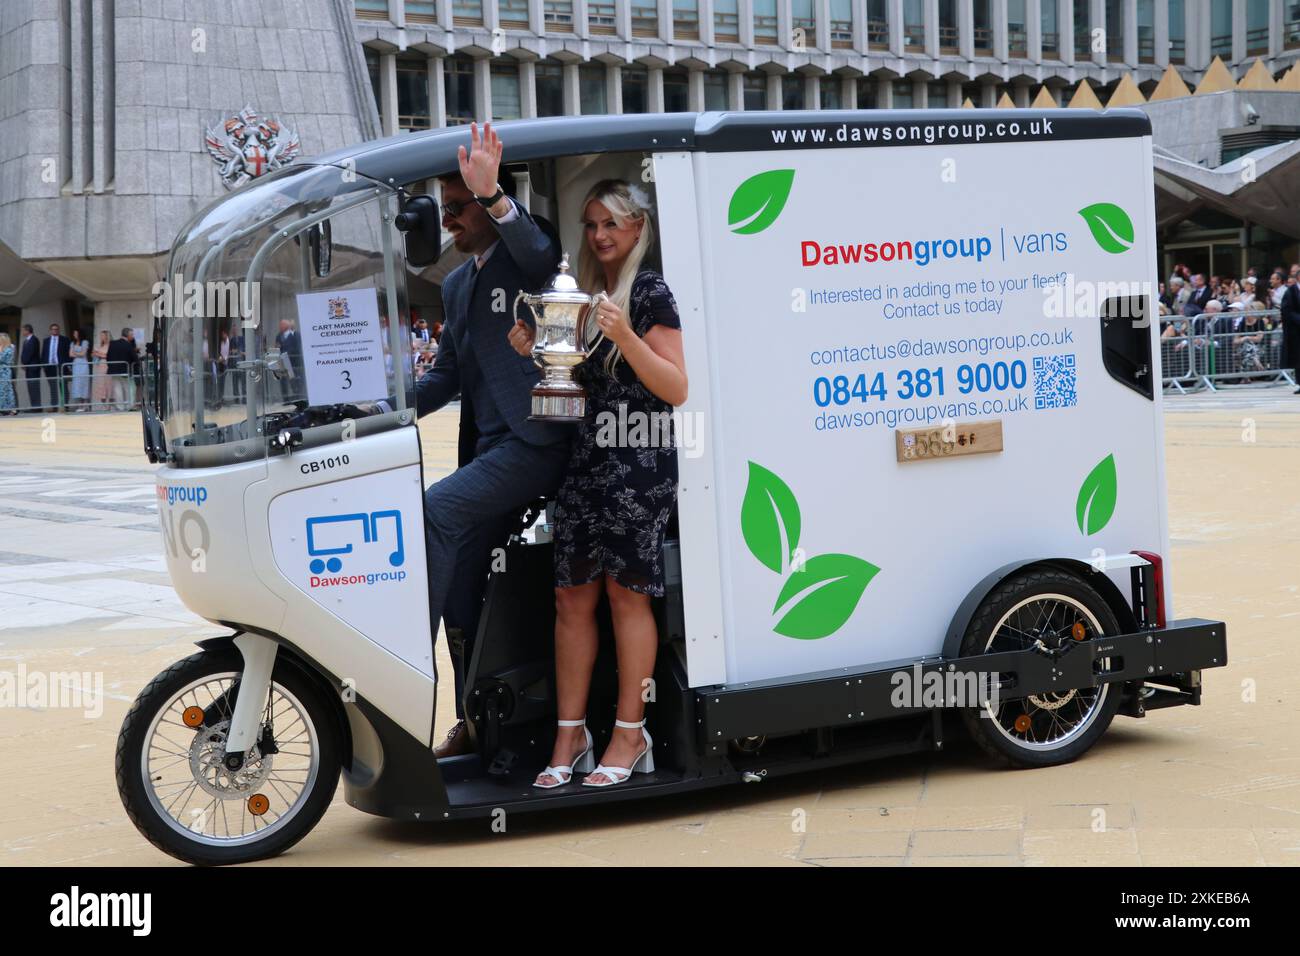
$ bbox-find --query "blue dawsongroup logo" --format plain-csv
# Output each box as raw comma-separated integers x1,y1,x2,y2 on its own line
306,509,407,586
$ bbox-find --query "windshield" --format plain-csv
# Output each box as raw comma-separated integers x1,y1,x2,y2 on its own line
154,164,416,464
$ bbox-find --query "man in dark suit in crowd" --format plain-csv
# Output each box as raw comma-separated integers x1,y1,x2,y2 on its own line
41,323,71,410
410,122,570,757
106,327,137,411
1182,274,1213,316
275,318,302,402
19,324,42,411
1280,272,1300,394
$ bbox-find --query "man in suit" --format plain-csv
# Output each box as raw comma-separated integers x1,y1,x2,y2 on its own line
1280,270,1300,394
275,319,302,402
41,323,71,411
1182,274,1213,316
18,324,42,411
106,328,137,411
413,122,570,757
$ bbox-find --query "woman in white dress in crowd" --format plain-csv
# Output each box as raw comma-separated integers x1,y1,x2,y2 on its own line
69,328,91,411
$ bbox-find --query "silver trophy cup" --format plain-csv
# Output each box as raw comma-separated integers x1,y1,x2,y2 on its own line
514,253,606,422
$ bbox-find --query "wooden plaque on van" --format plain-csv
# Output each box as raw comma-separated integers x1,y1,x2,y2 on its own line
895,420,1003,463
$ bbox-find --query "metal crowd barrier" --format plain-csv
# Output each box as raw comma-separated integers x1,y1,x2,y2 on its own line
1161,309,1297,393
9,362,141,414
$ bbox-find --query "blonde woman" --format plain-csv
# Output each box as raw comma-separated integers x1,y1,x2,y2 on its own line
0,333,15,415
509,179,688,788
92,330,113,407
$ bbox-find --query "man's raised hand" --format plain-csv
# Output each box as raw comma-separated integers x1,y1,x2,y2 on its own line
457,121,503,199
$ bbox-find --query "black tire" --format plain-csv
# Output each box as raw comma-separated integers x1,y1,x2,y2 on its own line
958,568,1122,769
116,647,341,865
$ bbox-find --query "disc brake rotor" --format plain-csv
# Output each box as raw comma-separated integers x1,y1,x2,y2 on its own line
189,720,272,799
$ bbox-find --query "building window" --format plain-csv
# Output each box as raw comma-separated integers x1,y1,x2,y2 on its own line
405,1,436,24
792,0,816,46
867,0,888,49
491,61,521,120
1074,1,1091,57
445,55,475,125
623,66,648,113
452,0,482,27
857,77,876,109
892,80,913,109
664,69,689,111
1137,0,1154,61
631,2,658,38
1169,0,1186,61
674,0,700,40
743,73,766,110
536,60,564,117
938,0,958,52
498,0,528,28
1041,0,1059,57
820,76,841,109
830,0,852,49
1247,0,1269,55
545,0,575,32
1007,0,1027,57
1210,0,1232,58
579,64,606,114
1104,0,1124,61
714,0,739,43
1287,0,1300,50
782,74,805,110
588,1,616,34
397,54,431,130
928,81,948,107
354,1,389,20
972,0,991,55
903,0,924,50
753,0,778,45
704,71,728,110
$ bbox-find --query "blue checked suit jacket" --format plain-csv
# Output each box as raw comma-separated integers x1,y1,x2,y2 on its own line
415,199,570,449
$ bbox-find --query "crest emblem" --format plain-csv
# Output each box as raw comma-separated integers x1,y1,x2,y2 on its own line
204,106,302,189
328,297,350,320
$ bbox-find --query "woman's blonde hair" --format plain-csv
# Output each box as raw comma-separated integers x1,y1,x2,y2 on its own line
576,179,655,374
0,332,10,349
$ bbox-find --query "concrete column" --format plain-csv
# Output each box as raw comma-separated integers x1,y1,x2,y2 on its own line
947,77,962,104
1124,0,1138,65
875,74,893,107
90,0,114,194
1183,0,1202,69
474,56,492,122
520,60,538,117
1090,0,1105,65
529,0,545,34
958,0,974,58
853,0,868,53
484,0,500,30
1028,0,1042,61
888,0,904,55
728,70,745,109
700,0,716,45
777,0,792,50
1013,79,1029,106
688,68,706,110
1270,0,1284,57
815,0,832,51
766,71,783,108
607,62,623,112
912,77,927,107
380,52,399,135
992,0,1008,61
574,0,590,39
659,0,673,41
981,78,997,106
1154,0,1169,67
562,61,581,114
1232,0,1246,63
805,73,820,107
648,67,665,111
429,55,447,127
616,0,632,39
740,0,755,47
840,73,857,108
437,0,454,41
924,0,939,58
392,0,406,27
69,0,90,193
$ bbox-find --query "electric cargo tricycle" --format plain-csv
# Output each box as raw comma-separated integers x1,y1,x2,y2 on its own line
117,110,1228,865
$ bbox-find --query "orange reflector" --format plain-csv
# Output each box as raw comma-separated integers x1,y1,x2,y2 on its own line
248,794,270,816
182,706,205,728
1072,621,1087,641
1013,714,1033,733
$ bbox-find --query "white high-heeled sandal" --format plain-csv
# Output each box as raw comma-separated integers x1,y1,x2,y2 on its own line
582,718,654,788
533,718,595,789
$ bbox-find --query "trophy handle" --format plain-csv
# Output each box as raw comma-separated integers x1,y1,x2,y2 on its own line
581,291,608,354
513,291,543,367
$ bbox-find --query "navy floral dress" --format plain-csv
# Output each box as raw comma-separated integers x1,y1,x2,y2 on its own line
553,270,681,596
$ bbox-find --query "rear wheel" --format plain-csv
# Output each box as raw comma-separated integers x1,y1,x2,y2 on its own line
958,568,1122,768
116,647,341,865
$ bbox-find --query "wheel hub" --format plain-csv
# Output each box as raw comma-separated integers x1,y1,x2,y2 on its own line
189,720,272,799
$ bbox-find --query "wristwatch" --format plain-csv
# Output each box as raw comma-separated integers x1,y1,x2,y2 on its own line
474,187,505,208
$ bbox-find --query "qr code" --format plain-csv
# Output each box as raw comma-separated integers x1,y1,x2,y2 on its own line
1033,353,1077,409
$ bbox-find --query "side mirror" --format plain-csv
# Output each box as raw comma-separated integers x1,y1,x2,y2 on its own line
395,195,442,268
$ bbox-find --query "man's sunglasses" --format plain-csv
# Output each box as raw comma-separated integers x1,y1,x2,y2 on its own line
442,199,472,218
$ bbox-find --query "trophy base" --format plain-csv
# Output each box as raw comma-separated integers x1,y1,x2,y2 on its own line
529,387,586,423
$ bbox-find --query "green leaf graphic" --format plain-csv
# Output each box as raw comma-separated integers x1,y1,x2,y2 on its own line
740,461,801,573
729,169,795,235
773,554,880,640
1078,202,1134,254
1076,454,1117,536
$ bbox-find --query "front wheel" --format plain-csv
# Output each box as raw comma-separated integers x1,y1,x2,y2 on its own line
116,647,341,865
958,568,1123,769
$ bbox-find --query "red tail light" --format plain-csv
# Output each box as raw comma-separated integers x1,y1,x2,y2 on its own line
1131,550,1166,628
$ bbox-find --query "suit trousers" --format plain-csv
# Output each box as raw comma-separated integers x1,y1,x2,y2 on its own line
424,434,571,718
